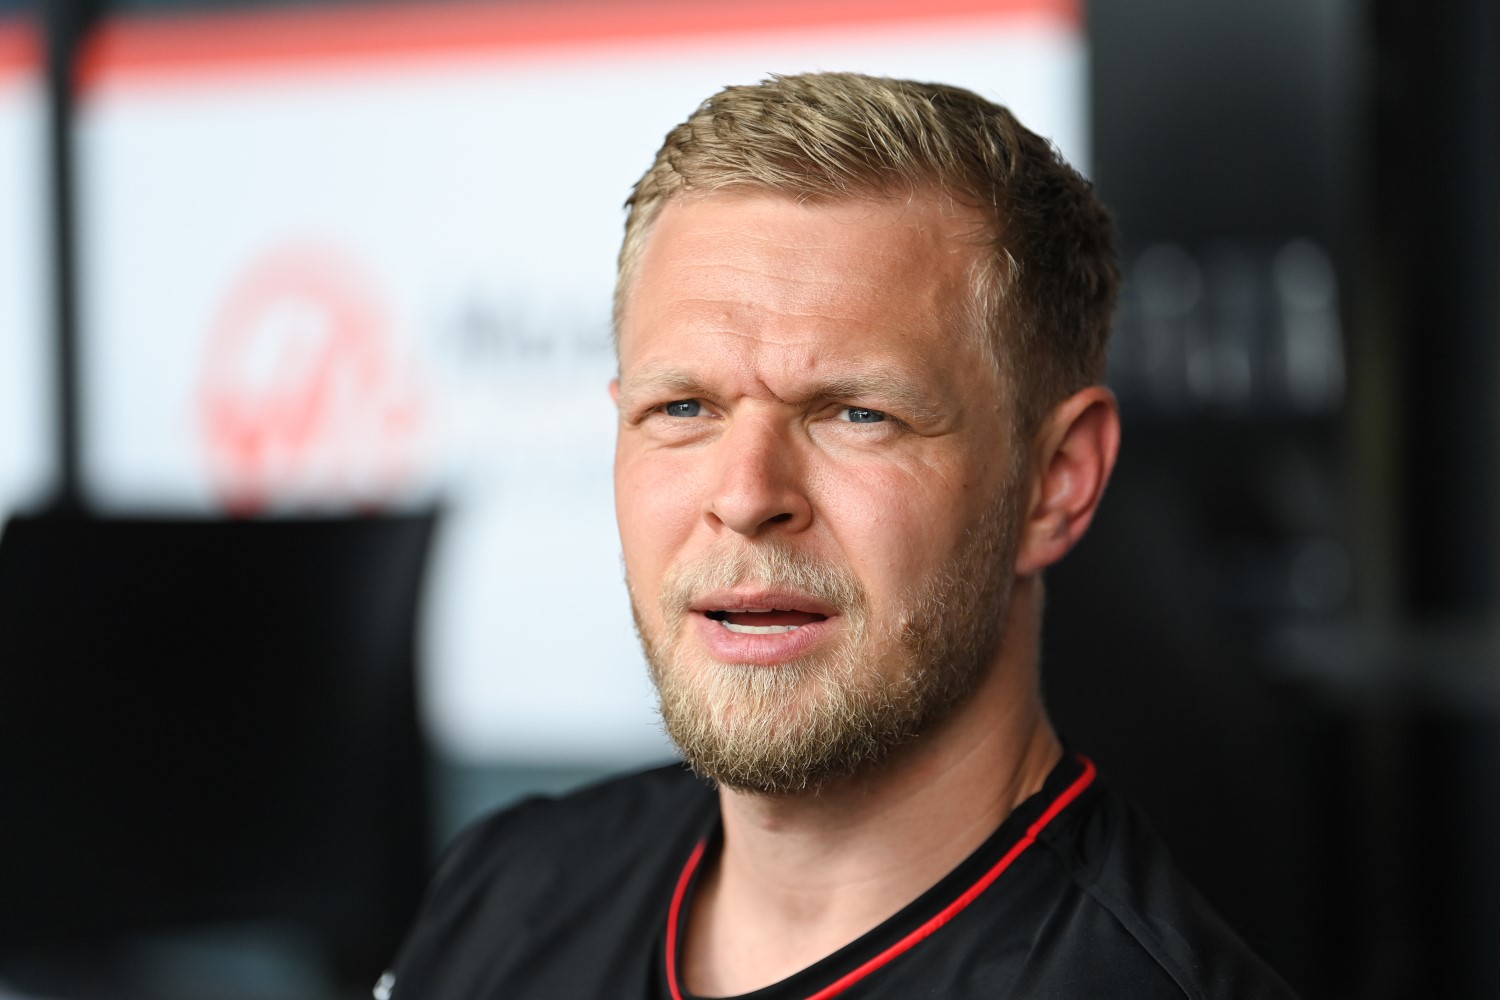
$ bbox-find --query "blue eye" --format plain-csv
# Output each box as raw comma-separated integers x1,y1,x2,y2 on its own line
663,400,702,417
844,407,886,423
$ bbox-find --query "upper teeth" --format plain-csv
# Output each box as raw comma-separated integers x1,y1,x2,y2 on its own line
720,621,799,635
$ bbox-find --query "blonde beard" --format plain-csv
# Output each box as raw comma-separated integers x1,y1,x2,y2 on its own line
632,487,1019,796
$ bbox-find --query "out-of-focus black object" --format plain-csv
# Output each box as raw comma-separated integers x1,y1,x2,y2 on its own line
0,513,434,997
1053,1,1500,999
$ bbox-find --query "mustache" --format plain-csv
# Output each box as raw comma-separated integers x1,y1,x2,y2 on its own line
660,543,868,627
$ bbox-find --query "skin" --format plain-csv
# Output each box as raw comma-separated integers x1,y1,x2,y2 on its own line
612,190,1120,995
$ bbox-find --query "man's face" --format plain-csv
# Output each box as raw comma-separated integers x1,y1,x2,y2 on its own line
613,191,1026,794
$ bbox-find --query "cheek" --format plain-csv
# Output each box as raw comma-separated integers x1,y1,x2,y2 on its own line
812,462,956,581
615,451,702,575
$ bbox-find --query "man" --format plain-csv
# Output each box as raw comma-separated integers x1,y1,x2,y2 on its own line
382,73,1299,999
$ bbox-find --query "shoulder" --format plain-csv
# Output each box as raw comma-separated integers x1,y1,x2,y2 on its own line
426,761,711,905
383,762,712,996
444,763,708,856
1027,771,1301,1000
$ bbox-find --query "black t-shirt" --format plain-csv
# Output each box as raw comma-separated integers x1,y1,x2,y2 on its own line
383,754,1299,999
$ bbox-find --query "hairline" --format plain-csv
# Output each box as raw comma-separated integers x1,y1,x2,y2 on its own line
612,184,1021,423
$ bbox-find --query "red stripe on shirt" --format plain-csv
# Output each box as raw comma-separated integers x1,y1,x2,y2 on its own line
666,838,708,1000
665,755,1098,1000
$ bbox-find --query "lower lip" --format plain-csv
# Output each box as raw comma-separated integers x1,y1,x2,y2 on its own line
691,613,838,665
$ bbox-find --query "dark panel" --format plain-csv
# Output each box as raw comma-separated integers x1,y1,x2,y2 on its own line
0,514,433,996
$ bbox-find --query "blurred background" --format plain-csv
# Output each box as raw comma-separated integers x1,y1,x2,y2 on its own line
0,0,1494,997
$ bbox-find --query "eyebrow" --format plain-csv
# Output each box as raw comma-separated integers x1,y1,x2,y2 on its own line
814,372,944,425
618,364,945,425
616,366,711,406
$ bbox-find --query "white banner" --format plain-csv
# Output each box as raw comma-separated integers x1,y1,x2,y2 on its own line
0,19,50,522
77,0,1086,762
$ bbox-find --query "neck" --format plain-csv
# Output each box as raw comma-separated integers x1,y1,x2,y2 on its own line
682,576,1062,997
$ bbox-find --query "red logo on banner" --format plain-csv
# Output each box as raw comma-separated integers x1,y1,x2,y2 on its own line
200,245,424,514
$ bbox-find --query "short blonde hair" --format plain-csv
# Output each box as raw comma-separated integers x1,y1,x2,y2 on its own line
616,72,1119,432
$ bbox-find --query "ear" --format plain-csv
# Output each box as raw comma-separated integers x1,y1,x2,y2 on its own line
609,378,621,405
1013,386,1121,577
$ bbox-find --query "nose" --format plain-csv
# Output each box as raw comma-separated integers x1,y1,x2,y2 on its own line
706,414,812,537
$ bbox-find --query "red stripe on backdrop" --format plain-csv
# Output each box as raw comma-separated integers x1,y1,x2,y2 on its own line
78,0,1080,92
0,19,41,84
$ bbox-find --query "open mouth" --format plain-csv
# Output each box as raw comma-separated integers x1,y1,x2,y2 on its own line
703,608,830,635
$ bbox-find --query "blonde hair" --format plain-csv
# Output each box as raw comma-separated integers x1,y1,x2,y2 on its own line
616,72,1119,431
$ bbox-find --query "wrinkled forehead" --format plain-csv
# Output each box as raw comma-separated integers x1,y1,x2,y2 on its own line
615,189,990,338
612,191,1014,436
617,190,993,365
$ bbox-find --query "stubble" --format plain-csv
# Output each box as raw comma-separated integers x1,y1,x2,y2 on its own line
633,479,1020,795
